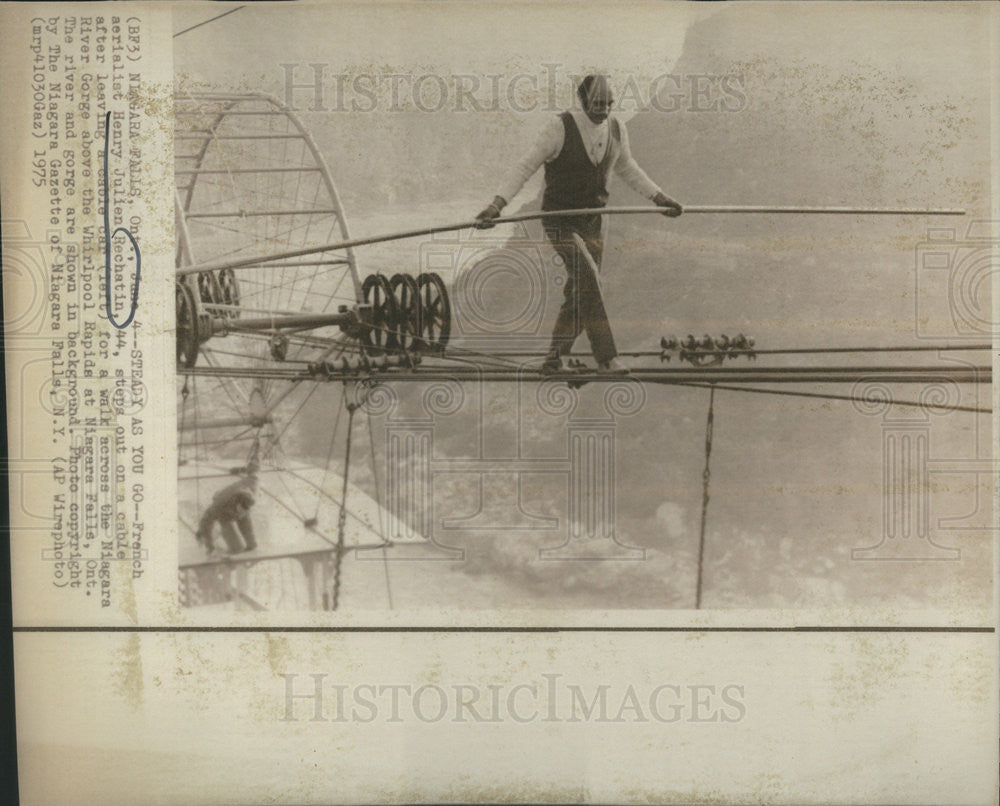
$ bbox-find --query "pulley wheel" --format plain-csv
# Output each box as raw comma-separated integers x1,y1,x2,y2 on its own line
196,271,222,306
360,273,399,353
176,280,201,368
417,271,451,351
216,268,240,319
389,273,420,351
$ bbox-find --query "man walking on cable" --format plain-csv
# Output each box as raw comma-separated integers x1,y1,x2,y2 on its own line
475,74,682,374
196,461,260,555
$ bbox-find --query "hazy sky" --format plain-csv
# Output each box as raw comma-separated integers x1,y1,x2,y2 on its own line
174,2,994,611
175,2,698,84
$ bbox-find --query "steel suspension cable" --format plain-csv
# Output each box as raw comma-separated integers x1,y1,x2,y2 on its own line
366,410,394,609
331,406,356,611
315,392,347,522
669,381,991,414
694,387,715,610
482,343,993,359
179,378,191,449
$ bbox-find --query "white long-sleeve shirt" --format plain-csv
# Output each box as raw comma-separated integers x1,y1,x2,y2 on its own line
496,110,663,205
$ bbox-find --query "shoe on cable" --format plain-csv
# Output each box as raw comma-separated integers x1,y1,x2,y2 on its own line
541,352,566,375
597,357,630,375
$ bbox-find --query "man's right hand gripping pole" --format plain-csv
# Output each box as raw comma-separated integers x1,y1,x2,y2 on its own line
653,192,683,218
475,195,506,229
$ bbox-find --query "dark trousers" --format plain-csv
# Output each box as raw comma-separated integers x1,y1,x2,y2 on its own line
219,516,256,553
543,215,617,364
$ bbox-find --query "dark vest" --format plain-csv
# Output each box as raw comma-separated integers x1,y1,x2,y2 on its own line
542,112,620,211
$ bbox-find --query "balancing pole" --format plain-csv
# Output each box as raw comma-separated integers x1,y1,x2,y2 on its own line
177,204,966,276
